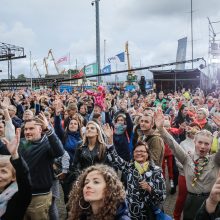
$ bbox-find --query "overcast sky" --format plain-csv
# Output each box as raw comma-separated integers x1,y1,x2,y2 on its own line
1,0,220,81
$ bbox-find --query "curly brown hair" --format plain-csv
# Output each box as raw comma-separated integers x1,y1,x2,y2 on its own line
67,164,126,220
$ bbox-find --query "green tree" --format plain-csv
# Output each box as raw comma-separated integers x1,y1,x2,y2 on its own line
17,74,26,79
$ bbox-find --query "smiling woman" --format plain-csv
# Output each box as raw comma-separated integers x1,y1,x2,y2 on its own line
67,164,130,220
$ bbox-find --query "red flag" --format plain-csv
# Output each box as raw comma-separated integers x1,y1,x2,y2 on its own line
56,55,69,65
72,68,84,79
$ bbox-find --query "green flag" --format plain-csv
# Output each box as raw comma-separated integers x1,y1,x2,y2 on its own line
85,63,98,76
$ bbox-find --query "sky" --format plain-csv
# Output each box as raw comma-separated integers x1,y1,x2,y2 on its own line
0,0,220,81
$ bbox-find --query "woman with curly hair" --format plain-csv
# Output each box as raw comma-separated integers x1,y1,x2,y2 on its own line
67,164,130,220
104,122,166,220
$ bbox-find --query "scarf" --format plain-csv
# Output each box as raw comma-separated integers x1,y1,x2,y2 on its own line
0,182,18,217
134,161,149,175
192,157,209,187
194,118,207,129
114,124,127,135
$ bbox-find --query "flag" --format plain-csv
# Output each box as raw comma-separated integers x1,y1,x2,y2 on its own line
85,63,98,76
68,69,84,79
56,55,69,65
102,64,111,74
176,37,187,70
107,56,117,63
108,52,125,63
116,52,125,62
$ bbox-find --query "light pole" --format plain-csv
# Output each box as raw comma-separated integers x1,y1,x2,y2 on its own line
92,0,101,84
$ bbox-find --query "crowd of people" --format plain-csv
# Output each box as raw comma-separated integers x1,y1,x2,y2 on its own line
0,85,220,220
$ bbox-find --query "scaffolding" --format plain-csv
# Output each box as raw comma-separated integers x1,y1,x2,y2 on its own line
0,42,26,81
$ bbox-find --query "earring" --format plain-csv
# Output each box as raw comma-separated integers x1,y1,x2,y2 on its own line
79,197,91,210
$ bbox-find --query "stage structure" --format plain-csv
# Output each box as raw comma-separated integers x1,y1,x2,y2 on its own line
0,42,26,85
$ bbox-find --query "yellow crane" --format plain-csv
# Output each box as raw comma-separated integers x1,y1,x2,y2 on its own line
43,49,65,75
125,41,136,83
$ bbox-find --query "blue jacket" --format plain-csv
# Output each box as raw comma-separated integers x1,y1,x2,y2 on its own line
54,115,82,163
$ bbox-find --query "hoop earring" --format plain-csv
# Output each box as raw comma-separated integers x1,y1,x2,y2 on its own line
79,197,91,210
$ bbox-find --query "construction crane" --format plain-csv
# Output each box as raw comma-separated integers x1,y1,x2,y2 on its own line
43,49,63,75
33,62,42,78
43,57,49,76
125,41,137,83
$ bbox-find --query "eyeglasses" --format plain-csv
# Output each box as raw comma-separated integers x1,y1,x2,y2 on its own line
134,150,147,154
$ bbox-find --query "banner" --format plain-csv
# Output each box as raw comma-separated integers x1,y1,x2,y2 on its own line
102,64,111,74
176,37,187,70
56,55,69,65
85,63,98,76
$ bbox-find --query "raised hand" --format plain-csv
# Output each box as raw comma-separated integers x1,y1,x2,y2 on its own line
103,123,113,145
212,115,220,128
36,112,50,131
2,128,21,158
154,109,165,129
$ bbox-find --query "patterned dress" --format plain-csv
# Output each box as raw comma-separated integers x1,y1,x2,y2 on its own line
107,146,166,220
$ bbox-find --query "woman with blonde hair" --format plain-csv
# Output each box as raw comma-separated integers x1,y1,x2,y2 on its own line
73,121,111,176
67,164,130,220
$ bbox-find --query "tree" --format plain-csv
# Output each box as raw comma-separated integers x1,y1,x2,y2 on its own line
17,74,26,79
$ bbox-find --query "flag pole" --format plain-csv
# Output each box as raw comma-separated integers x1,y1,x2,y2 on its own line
69,52,72,86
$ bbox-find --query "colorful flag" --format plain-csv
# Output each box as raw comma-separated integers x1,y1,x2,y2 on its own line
102,64,111,74
56,55,69,65
107,52,125,63
68,69,84,79
85,63,98,76
116,52,125,62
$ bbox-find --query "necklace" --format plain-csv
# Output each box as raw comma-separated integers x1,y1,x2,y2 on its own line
192,157,209,187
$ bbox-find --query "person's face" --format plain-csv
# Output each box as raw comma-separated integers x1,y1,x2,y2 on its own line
68,109,77,117
8,108,15,117
94,106,101,114
68,119,78,132
140,115,153,131
24,121,42,141
0,122,5,137
116,116,125,125
197,110,206,120
159,93,164,99
64,111,69,120
0,163,15,190
23,111,33,121
133,145,149,163
80,106,87,115
86,123,98,138
195,134,212,157
182,107,188,116
83,171,106,204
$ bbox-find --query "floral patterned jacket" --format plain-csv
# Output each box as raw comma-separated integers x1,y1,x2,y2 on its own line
106,146,166,220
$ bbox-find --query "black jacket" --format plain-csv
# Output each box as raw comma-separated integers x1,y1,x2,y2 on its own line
0,129,64,195
2,156,32,220
73,144,110,173
195,201,220,220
